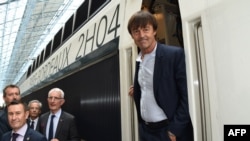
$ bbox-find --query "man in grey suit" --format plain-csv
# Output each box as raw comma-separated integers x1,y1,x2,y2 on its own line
39,88,80,141
1,100,46,141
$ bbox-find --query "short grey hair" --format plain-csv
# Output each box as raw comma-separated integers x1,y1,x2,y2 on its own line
28,100,42,109
48,88,64,98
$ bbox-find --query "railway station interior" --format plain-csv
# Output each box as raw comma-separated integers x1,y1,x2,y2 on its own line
0,0,184,141
0,0,84,104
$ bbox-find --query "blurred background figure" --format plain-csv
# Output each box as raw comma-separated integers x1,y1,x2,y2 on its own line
27,100,42,131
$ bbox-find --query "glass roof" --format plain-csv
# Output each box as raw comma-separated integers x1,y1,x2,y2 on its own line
0,0,84,91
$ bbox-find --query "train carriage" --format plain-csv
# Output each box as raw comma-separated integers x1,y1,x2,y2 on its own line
18,0,250,141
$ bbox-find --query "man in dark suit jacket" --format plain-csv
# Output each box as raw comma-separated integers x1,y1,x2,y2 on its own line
128,11,193,141
27,100,42,131
0,84,21,139
39,88,80,141
1,100,46,141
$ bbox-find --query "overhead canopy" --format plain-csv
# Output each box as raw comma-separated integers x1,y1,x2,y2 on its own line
0,0,84,91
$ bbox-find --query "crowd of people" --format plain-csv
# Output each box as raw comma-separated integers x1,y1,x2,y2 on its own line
0,85,81,141
0,10,193,141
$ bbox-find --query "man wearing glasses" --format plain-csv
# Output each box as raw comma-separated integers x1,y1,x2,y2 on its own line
38,88,80,141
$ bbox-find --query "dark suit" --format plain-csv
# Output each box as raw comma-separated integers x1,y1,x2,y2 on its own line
1,127,47,141
0,108,11,139
133,43,193,141
27,118,41,131
39,111,80,141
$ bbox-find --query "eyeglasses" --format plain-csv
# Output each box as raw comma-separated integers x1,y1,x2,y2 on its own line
48,97,63,101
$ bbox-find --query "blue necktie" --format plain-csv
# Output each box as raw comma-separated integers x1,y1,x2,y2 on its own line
30,120,34,129
48,115,55,141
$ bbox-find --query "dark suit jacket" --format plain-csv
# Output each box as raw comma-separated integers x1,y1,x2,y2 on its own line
0,108,11,139
1,127,47,141
27,118,41,131
39,111,80,141
133,43,193,141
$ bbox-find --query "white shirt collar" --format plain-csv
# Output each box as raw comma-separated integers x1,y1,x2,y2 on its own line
136,44,157,62
12,123,28,137
50,108,62,117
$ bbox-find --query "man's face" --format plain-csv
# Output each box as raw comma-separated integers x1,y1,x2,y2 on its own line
47,91,65,113
29,102,41,119
8,104,29,132
131,24,156,51
4,87,21,105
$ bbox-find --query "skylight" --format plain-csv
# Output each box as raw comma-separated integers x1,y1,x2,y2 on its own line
0,0,84,93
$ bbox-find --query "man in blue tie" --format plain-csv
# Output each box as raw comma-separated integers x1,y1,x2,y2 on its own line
38,88,80,141
48,114,55,141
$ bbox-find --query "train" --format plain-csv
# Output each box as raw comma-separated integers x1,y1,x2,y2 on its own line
18,0,250,141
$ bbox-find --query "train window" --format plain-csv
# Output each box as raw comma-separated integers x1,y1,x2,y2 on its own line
52,28,63,53
152,2,182,47
44,41,52,61
63,15,74,41
89,0,108,16
27,65,32,77
32,60,36,72
74,1,89,31
39,49,45,65
36,55,41,68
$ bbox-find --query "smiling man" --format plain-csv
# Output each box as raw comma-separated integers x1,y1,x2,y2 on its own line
0,84,21,139
39,88,80,141
1,100,46,141
128,11,193,141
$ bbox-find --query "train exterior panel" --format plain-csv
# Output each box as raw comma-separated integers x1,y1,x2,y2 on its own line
21,1,124,93
18,0,250,141
179,0,250,141
20,0,141,141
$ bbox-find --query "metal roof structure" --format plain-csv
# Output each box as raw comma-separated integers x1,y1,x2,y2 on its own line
0,0,83,91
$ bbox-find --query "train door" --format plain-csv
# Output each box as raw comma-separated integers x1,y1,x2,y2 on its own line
122,0,196,141
144,0,209,141
179,0,250,141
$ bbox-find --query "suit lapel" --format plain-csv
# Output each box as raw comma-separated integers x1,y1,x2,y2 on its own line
5,132,12,141
26,119,31,128
35,118,41,131
153,43,163,95
55,112,64,137
42,113,50,135
23,128,32,141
